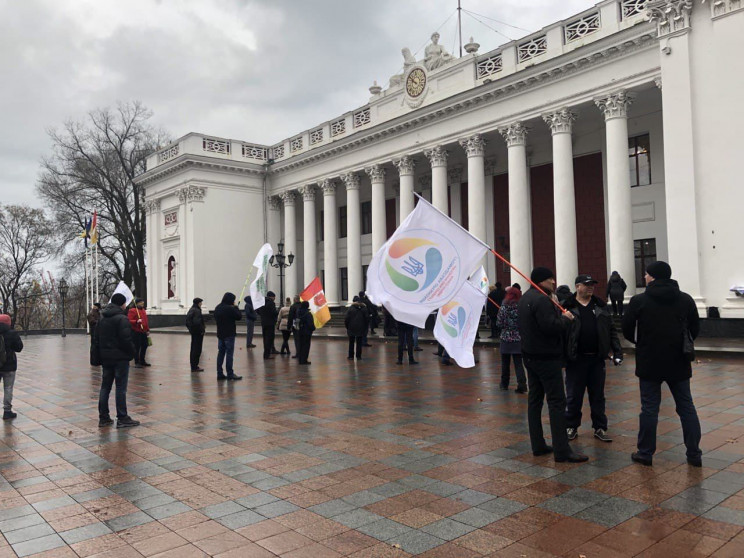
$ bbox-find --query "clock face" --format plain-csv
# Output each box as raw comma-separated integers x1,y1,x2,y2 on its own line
406,68,426,98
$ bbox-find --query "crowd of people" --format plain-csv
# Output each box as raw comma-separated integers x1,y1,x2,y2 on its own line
0,261,703,468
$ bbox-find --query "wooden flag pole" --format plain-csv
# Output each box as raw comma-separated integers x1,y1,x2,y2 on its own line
489,249,566,313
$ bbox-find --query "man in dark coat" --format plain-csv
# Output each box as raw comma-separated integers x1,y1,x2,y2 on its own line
622,261,702,467
94,294,139,428
395,319,417,365
296,301,316,365
244,296,258,348
607,271,627,316
487,282,506,338
258,291,278,360
87,302,102,340
518,267,587,463
288,295,302,358
185,298,206,372
563,275,623,444
345,296,369,360
214,292,243,380
0,314,23,420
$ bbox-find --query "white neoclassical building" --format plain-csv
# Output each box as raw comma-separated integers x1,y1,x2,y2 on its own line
137,0,744,324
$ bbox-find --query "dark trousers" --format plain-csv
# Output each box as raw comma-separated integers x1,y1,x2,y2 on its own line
263,327,275,358
565,356,607,430
298,333,312,363
489,316,499,338
348,335,363,359
280,330,291,354
246,320,255,346
397,329,414,362
293,330,299,355
189,332,204,370
436,343,444,356
217,336,236,377
610,296,624,316
525,357,571,459
99,361,129,420
133,331,148,364
637,378,702,460
501,353,526,389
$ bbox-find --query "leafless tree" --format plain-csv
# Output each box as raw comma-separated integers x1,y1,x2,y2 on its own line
37,101,170,300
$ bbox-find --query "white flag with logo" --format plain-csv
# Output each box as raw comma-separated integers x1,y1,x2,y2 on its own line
111,281,134,306
470,266,489,295
433,280,486,368
249,243,273,310
366,196,488,328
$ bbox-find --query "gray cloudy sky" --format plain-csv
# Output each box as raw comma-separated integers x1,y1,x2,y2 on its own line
1,0,597,207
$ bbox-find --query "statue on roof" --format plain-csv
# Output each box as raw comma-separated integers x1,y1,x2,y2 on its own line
424,32,455,71
389,48,417,87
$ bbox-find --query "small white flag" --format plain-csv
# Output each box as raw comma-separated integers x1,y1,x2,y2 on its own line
111,281,134,306
249,243,273,310
470,266,489,295
433,280,486,368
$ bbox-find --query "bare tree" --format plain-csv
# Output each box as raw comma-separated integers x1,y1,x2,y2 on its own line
37,101,170,300
0,204,56,321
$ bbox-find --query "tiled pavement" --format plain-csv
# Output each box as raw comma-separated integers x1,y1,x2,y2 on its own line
1,335,744,557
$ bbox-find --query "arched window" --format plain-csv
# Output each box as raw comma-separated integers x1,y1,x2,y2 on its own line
167,256,177,299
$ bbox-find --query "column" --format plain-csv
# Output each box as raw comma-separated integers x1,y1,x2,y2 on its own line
342,172,362,301
544,109,579,286
299,185,317,285
448,167,462,220
321,179,339,306
280,191,298,299
596,92,635,297
459,134,487,243
394,156,415,222
425,146,449,213
499,123,532,277
145,199,161,306
365,165,386,255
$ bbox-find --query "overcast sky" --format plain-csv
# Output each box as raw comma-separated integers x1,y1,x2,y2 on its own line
1,0,598,207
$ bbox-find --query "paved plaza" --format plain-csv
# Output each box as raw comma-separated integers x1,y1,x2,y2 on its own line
2,334,744,557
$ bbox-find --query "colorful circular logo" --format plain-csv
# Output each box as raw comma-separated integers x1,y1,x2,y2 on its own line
439,301,467,338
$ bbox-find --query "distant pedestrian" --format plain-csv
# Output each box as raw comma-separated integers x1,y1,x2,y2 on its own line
0,314,23,420
288,295,302,358
512,283,522,291
396,320,418,365
87,302,102,340
564,275,623,443
622,261,702,467
345,296,369,360
94,294,139,428
487,283,506,338
277,297,292,356
127,298,150,368
258,291,278,360
555,285,572,306
359,291,376,342
607,271,627,316
518,267,587,463
496,287,527,393
185,298,206,372
296,301,315,365
383,307,397,337
214,292,243,381
243,296,258,348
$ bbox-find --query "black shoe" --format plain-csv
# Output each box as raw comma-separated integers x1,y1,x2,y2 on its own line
271,349,280,354
227,375,243,381
133,363,143,369
515,385,527,394
116,417,140,429
191,367,204,372
433,351,441,355
291,355,298,359
98,417,114,427
2,411,17,420
249,344,257,348
414,347,423,352
555,452,589,463
687,456,702,468
499,385,508,391
348,356,354,360
363,344,372,347
533,445,553,457
594,429,613,443
441,360,453,366
409,360,419,365
142,362,152,367
217,374,228,380
567,427,578,441
631,452,653,466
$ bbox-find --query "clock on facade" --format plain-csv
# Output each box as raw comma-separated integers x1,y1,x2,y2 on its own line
406,68,426,98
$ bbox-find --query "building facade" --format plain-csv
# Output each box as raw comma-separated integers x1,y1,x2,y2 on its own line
136,0,744,320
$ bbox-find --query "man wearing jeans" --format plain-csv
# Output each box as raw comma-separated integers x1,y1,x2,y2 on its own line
214,292,243,380
622,261,702,467
95,293,139,428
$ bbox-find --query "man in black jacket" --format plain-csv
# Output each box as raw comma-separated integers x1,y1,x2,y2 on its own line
185,298,206,372
0,314,23,420
345,297,369,360
244,296,258,348
258,291,279,360
518,267,587,463
214,292,243,380
487,283,506,338
622,261,702,467
296,301,316,365
288,295,302,358
607,271,627,316
564,275,623,444
94,294,139,428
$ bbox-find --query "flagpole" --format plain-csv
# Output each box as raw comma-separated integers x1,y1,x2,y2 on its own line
85,246,90,334
238,269,255,307
95,243,99,303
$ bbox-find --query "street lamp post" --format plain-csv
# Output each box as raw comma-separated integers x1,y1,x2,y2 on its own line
268,242,294,303
58,279,69,338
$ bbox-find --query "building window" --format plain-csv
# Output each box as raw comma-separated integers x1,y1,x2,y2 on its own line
340,267,348,301
361,201,372,235
339,206,347,238
319,210,324,241
629,134,651,187
362,265,369,291
634,238,657,288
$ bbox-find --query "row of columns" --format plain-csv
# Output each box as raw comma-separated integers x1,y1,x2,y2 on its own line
271,90,636,305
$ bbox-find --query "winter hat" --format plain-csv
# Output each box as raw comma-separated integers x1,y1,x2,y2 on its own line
267,291,276,298
530,267,555,284
646,261,672,281
193,298,203,305
135,298,144,304
111,293,127,306
0,314,11,326
352,296,360,302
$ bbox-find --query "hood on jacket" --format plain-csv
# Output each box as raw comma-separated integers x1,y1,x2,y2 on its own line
101,303,126,318
563,294,607,310
645,278,681,303
221,292,236,305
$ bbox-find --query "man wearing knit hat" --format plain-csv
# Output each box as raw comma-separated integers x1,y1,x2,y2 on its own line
622,260,702,467
518,267,588,463
0,314,23,420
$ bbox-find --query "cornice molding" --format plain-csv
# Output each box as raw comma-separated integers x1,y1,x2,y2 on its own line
136,155,265,187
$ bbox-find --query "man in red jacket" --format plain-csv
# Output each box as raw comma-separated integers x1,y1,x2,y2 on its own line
127,298,150,368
